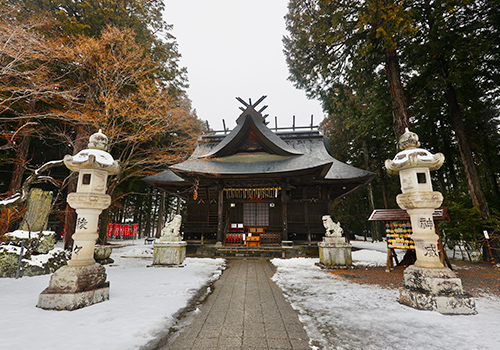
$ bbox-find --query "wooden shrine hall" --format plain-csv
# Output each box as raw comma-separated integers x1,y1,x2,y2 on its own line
144,96,375,247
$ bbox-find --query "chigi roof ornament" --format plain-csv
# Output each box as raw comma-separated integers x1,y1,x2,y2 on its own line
235,95,269,125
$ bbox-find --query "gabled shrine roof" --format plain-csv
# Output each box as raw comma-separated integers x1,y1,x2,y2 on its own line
201,111,300,158
145,96,375,196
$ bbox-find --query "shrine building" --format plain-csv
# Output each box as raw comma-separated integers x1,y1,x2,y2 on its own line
144,97,375,246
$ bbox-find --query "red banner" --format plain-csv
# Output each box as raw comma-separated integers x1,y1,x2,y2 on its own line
123,225,130,237
107,224,114,237
108,224,139,237
113,224,120,237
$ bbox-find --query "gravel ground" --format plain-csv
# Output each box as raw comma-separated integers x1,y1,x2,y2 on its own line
333,260,500,297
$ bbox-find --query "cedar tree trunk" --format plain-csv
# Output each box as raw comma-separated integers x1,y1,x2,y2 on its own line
445,83,490,220
385,48,410,141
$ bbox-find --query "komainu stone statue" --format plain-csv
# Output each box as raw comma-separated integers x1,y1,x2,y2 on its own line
319,215,351,267
322,215,343,237
154,214,186,266
160,215,182,241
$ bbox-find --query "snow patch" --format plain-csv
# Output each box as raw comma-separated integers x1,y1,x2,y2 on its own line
5,230,55,240
0,241,225,350
72,148,115,166
271,257,500,350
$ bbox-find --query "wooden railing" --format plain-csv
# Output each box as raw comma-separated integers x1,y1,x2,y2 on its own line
260,233,281,246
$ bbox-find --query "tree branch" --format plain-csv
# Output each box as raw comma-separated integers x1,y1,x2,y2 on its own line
0,159,65,209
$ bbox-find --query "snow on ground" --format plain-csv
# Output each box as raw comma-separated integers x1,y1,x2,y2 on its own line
2,238,500,350
6,229,55,239
351,239,408,266
0,241,225,350
271,256,500,350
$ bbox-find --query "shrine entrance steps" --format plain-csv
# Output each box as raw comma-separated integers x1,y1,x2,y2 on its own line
193,244,319,259
154,259,311,350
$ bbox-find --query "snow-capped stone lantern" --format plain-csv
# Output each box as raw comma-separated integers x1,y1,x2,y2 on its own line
63,130,120,266
385,128,476,315
37,129,120,310
385,129,445,268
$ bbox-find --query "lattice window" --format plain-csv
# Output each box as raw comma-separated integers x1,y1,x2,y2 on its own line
243,202,269,226
305,186,321,199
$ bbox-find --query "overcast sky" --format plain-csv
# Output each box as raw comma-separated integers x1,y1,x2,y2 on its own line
162,0,325,131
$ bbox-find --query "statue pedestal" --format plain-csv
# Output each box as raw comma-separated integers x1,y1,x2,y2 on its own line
399,265,476,315
318,237,352,268
153,241,187,266
37,264,109,310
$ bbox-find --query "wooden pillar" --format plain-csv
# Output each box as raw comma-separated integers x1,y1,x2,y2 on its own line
156,190,166,238
217,185,224,244
176,194,181,214
282,184,288,241
305,201,311,245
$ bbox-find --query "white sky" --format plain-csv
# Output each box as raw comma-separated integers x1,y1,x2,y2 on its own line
162,0,326,131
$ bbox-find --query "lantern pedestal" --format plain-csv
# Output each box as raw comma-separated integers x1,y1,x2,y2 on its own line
399,265,477,315
153,241,187,266
318,237,352,268
37,264,109,310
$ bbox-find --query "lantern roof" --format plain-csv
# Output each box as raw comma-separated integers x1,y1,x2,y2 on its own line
385,128,444,174
64,129,120,174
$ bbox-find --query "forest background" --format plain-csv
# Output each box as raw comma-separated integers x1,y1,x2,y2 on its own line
0,0,498,260
0,0,203,249
284,0,499,260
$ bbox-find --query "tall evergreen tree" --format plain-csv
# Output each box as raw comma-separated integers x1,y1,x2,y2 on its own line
284,0,499,225
405,0,499,220
284,0,415,140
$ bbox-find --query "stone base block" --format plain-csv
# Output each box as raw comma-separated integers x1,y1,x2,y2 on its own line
403,265,463,295
153,241,187,266
37,264,110,310
43,264,107,293
322,236,346,244
37,284,109,310
399,288,477,315
400,265,477,315
318,242,352,267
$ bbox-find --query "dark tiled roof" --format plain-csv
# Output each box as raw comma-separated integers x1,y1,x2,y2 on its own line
144,106,375,192
143,169,187,185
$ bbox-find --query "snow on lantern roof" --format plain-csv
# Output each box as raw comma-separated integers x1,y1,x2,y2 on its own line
385,128,444,174
64,129,120,174
88,129,109,151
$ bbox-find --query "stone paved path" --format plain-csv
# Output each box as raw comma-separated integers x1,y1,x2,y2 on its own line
161,259,311,350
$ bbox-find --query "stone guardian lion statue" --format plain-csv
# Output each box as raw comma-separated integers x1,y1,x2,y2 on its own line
160,214,182,241
322,215,343,237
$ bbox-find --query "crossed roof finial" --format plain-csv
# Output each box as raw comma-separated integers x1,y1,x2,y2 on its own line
236,95,268,114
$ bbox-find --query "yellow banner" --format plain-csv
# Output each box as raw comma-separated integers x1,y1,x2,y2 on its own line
223,187,281,199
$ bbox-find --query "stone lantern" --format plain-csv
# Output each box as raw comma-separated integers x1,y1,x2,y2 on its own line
385,128,476,315
37,130,120,310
